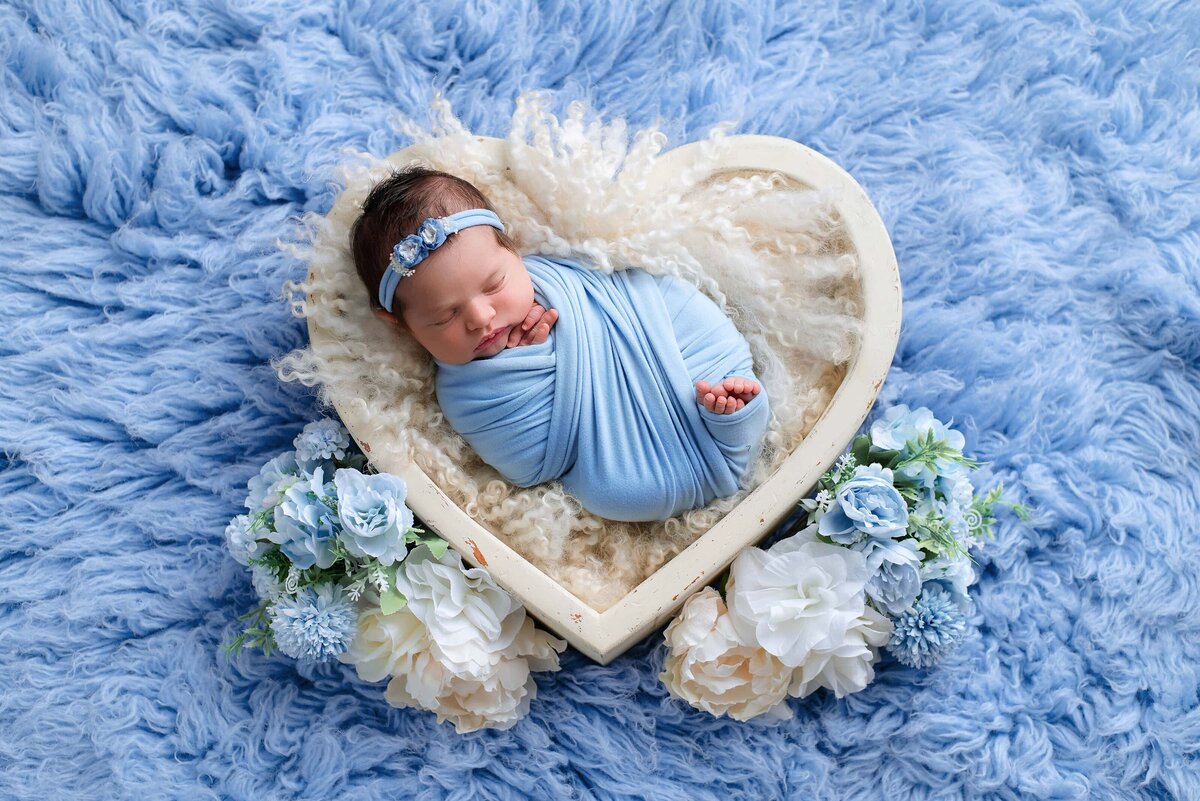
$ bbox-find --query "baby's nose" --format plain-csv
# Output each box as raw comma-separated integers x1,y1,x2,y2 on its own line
465,298,495,329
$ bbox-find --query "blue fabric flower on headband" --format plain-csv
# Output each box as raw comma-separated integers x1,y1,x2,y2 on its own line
391,218,448,275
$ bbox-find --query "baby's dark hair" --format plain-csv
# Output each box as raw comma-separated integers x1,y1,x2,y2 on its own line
349,165,519,316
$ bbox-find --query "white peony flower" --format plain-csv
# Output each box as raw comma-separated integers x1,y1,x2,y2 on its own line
787,603,892,699
384,614,564,734
338,545,567,733
726,524,871,668
395,545,526,679
660,587,793,721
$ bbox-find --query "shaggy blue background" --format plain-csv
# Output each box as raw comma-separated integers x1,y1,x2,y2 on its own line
2,1,1197,799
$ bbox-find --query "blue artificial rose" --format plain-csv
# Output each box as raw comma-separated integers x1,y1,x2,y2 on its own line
818,464,910,545
333,468,414,565
866,559,922,616
269,465,339,570
244,451,300,512
293,419,351,473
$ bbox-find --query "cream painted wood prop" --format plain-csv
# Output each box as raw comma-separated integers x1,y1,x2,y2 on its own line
309,135,901,664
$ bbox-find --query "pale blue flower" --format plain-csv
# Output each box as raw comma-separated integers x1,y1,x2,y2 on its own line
866,559,922,616
938,470,975,509
225,514,270,566
250,563,284,601
293,419,352,472
915,492,971,545
855,535,922,572
818,464,909,545
885,586,967,668
333,468,413,565
244,451,301,512
269,465,339,570
871,406,967,490
268,583,358,662
919,554,976,612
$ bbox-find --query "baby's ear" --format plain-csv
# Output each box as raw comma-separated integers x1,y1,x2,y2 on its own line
374,309,401,327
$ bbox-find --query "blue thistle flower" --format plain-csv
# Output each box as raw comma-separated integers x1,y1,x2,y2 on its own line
885,586,967,668
268,583,359,662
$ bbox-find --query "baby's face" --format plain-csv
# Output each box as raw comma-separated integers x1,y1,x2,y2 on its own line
393,225,534,364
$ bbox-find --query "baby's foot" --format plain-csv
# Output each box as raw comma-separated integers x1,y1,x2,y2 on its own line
695,377,760,415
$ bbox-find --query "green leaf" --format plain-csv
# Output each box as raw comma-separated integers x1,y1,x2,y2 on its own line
379,587,408,615
405,528,450,560
873,448,902,469
851,436,871,465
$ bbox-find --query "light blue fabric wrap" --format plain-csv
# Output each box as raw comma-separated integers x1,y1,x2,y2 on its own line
433,255,769,521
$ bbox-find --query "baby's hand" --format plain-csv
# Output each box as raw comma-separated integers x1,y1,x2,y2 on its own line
507,303,559,348
718,376,761,404
695,376,761,415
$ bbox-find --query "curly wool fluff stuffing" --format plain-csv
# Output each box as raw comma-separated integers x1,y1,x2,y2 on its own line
273,91,863,611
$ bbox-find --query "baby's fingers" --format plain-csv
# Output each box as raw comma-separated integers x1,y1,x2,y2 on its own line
524,309,558,345
721,377,747,395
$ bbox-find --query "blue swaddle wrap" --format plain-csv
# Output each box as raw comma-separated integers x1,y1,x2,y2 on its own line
434,255,770,522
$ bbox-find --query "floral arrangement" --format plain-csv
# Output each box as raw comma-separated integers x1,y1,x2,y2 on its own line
222,418,566,734
222,407,1023,733
659,405,1027,721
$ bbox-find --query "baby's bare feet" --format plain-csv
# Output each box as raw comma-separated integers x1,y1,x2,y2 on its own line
695,377,760,415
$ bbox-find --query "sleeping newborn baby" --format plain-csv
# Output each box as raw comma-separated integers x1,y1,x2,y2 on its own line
350,166,769,522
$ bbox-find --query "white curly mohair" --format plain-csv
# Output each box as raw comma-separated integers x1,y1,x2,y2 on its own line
274,90,863,612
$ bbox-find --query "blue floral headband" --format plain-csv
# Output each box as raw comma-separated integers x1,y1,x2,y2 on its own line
377,208,506,313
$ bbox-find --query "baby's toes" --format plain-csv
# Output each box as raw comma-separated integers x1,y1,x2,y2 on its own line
700,391,717,412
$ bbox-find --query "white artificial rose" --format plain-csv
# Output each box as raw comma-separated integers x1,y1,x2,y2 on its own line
660,587,793,721
726,524,871,668
787,603,892,699
337,604,429,683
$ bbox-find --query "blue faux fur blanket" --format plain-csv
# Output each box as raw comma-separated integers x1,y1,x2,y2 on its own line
2,1,1197,799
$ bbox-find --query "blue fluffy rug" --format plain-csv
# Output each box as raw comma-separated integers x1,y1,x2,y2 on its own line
2,1,1197,798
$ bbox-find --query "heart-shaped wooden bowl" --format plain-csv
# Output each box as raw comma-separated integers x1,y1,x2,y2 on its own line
309,134,900,664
